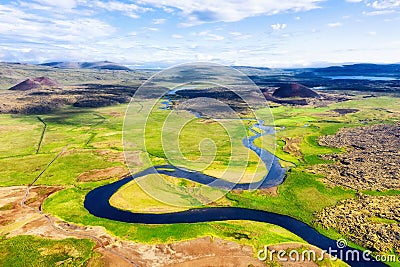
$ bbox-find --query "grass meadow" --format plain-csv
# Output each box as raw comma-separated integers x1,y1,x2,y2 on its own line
0,235,95,267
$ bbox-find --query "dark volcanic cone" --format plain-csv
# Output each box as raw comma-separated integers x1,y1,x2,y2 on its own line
9,77,58,91
32,76,58,86
272,83,321,98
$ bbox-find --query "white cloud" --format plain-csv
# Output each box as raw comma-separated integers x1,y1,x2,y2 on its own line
18,2,53,11
362,9,396,15
271,23,287,30
196,53,214,61
327,22,342,27
229,31,242,36
22,0,150,18
228,31,251,40
32,0,79,9
171,34,183,39
153,18,166,24
91,1,146,18
137,0,323,26
1,0,399,67
143,27,159,31
0,4,114,42
20,0,325,25
196,31,224,41
206,34,224,41
370,0,400,9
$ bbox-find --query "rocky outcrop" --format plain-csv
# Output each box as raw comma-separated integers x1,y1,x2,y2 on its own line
315,193,400,253
313,123,400,190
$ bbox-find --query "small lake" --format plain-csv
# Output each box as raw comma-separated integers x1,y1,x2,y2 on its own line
325,76,398,81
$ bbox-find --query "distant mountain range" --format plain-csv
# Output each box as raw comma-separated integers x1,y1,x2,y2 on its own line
39,61,131,71
35,62,400,76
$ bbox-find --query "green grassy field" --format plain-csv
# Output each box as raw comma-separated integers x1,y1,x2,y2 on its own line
0,106,127,186
124,100,269,183
0,235,95,267
1,95,400,265
110,174,231,211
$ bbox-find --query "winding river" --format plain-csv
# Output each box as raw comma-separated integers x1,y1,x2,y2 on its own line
84,116,384,266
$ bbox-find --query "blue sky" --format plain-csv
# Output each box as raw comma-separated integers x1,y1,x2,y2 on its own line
0,0,399,67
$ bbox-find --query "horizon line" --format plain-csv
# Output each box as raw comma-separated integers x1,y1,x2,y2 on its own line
2,60,400,70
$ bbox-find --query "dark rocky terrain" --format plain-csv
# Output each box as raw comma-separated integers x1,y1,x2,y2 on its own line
0,63,145,114
314,123,400,190
315,193,400,253
2,62,399,115
1,83,138,114
261,84,348,106
272,83,321,98
174,87,250,114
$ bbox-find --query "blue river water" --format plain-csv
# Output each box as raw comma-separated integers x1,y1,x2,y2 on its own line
325,75,398,81
84,108,384,266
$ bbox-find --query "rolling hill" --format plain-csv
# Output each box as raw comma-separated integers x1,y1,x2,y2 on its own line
39,61,131,71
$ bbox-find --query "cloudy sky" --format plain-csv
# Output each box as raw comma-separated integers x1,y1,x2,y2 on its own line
0,0,399,67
